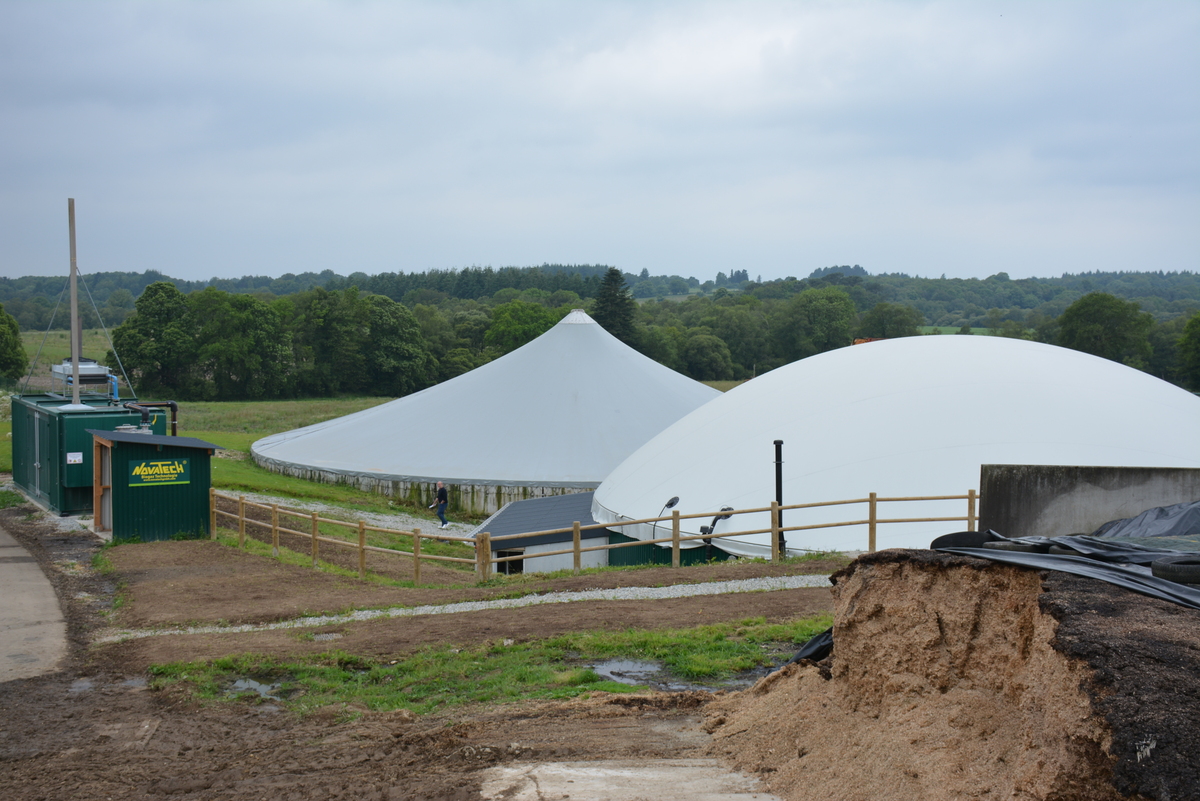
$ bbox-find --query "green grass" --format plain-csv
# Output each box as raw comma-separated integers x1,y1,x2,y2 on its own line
21,328,115,368
702,380,748,392
166,397,392,436
0,488,24,509
208,526,473,586
147,615,833,715
920,326,988,335
0,421,10,473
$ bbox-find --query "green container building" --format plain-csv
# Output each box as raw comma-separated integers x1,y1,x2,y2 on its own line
88,429,219,542
10,394,167,515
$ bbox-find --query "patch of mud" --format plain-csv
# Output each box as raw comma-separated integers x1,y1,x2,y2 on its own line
704,549,1199,801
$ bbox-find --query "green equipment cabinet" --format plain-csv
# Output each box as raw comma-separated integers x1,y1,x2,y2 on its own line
88,430,220,542
10,395,167,515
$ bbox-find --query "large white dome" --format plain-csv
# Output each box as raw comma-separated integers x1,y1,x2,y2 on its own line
252,309,720,512
592,335,1200,554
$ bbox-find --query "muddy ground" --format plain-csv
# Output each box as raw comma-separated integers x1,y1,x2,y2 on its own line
2,501,1197,800
0,504,834,800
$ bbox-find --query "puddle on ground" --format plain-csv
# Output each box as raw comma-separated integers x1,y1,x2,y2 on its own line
226,677,286,701
68,678,93,694
312,633,343,642
589,659,773,693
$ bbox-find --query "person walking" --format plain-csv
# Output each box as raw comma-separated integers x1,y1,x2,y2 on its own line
429,481,449,529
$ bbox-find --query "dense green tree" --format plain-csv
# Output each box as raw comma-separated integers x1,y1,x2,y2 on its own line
1177,312,1200,390
107,282,196,396
683,333,734,380
856,302,925,339
1057,292,1153,368
283,287,369,395
590,267,637,345
0,302,29,380
774,287,856,362
362,294,435,396
188,288,292,400
483,301,559,354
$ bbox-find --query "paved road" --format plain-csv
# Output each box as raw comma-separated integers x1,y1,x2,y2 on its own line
0,523,67,682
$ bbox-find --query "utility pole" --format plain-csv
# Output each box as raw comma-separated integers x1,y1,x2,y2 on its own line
68,198,81,406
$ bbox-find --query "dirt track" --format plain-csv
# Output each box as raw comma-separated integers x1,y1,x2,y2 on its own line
0,505,834,800
1,503,1197,800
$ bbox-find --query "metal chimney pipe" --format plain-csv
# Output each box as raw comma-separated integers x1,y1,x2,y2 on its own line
774,439,785,554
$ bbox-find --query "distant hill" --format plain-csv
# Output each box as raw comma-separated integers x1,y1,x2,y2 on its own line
2,265,1197,332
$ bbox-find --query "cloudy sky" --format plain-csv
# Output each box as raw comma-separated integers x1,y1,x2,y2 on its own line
1,1,1196,283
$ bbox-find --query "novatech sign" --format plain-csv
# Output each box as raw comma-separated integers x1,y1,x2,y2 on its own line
129,459,190,487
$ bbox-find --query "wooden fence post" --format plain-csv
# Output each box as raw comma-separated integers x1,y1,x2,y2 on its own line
967,489,977,532
476,532,491,581
311,512,319,568
271,504,279,557
357,520,366,579
868,492,878,552
671,510,680,569
770,501,781,562
209,489,216,539
412,528,421,585
238,495,245,549
573,521,581,574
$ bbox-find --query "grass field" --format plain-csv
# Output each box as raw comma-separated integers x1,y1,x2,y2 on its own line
149,614,834,714
919,326,988,335
20,328,115,369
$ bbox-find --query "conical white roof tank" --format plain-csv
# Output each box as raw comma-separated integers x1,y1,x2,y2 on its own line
591,335,1200,554
252,309,721,510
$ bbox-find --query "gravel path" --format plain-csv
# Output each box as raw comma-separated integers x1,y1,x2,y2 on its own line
233,490,473,539
95,573,832,644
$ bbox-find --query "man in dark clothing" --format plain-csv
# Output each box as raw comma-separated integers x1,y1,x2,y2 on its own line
430,481,449,529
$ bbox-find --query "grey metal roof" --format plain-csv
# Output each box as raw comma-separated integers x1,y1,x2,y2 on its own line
469,491,603,550
87,429,221,450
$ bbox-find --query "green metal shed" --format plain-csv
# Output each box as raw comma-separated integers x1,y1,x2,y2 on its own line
10,394,167,515
88,429,220,542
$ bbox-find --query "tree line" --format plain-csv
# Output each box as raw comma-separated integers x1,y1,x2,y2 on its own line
2,265,1198,396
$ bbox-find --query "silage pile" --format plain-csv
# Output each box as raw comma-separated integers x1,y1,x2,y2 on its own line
705,551,1128,801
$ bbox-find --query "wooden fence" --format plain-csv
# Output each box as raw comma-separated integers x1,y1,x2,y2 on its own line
211,489,977,582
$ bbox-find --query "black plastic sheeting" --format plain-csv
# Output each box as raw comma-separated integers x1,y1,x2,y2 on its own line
779,515,1200,668
1093,498,1200,540
783,627,833,666
930,529,1200,611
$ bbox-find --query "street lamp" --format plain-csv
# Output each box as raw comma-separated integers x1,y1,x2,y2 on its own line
650,496,680,544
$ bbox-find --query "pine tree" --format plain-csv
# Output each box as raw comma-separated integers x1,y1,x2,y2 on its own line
590,267,637,345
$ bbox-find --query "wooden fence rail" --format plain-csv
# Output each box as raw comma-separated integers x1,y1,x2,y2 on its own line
210,489,977,582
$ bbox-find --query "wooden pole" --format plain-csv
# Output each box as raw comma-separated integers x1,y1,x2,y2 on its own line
238,495,245,548
476,532,491,581
271,504,279,557
412,528,421,585
67,199,81,406
868,492,877,552
572,520,582,574
671,510,680,569
311,512,319,568
209,488,216,539
967,489,977,532
357,520,366,579
770,501,781,562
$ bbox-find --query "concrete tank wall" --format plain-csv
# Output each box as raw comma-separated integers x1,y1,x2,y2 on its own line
979,464,1200,539
251,453,595,515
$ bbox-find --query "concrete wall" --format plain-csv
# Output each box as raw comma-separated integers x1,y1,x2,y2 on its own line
979,464,1200,539
495,537,609,574
252,454,595,515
